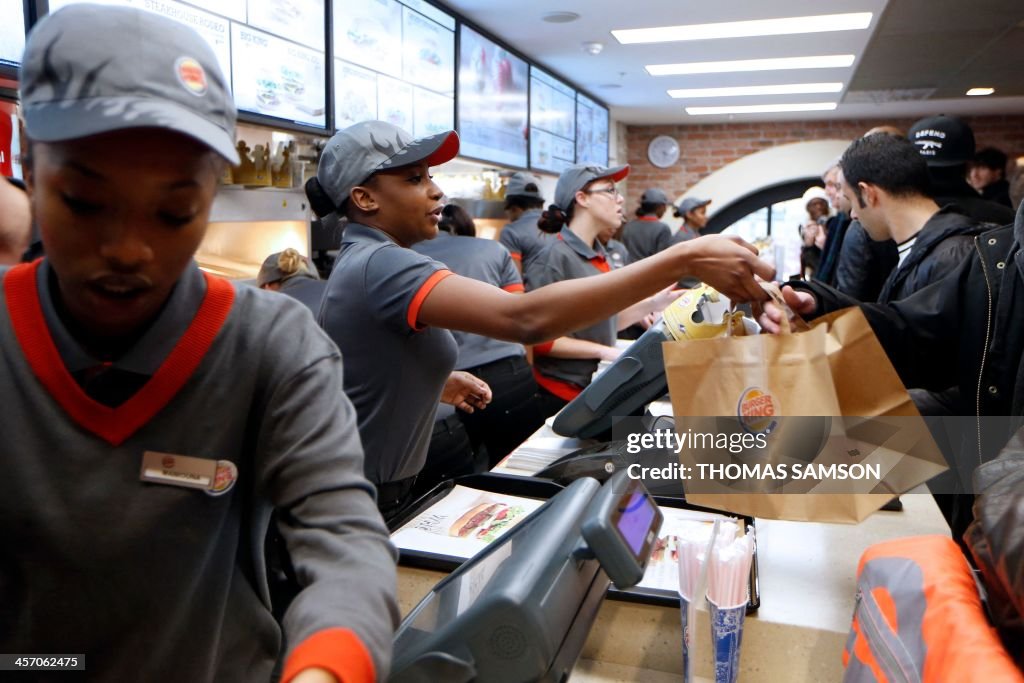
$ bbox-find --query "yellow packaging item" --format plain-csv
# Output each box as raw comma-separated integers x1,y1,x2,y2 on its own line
662,283,748,341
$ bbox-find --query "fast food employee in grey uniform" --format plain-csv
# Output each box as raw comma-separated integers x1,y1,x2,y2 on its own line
309,121,775,519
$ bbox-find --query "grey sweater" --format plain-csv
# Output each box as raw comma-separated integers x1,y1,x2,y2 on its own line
0,261,398,682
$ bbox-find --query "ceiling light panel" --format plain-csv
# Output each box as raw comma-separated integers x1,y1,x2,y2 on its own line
613,12,872,45
685,102,838,115
668,82,843,98
648,55,856,76
966,87,995,96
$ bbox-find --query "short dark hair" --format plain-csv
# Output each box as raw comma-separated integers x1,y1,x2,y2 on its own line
973,147,1008,173
635,201,662,217
840,133,930,207
439,203,476,237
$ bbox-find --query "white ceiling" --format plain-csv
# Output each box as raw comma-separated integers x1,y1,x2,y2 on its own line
437,0,1024,124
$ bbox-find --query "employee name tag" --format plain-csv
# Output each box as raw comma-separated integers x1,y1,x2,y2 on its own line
140,451,237,496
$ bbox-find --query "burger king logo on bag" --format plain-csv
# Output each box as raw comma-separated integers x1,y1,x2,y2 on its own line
175,57,208,96
737,386,779,435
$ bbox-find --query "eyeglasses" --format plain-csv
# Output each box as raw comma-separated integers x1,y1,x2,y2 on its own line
584,186,620,198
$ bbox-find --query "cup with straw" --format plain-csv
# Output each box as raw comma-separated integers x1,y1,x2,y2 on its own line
706,530,755,683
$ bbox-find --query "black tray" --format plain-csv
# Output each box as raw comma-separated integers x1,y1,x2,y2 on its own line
391,475,759,612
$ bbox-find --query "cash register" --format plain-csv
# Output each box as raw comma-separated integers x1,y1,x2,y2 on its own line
388,472,663,683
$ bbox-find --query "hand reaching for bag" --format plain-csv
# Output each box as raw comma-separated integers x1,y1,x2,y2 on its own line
676,235,776,304
757,285,817,334
441,371,492,413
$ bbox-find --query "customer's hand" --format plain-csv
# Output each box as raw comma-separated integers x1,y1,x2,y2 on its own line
758,285,817,334
647,284,685,314
676,235,776,304
442,371,492,413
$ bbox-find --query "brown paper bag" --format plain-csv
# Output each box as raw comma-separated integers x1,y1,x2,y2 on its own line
662,305,948,523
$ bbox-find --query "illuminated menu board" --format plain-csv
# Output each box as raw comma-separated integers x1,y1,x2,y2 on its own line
46,0,329,130
576,92,609,166
458,24,528,168
333,0,454,136
0,0,26,67
529,67,575,174
232,24,326,127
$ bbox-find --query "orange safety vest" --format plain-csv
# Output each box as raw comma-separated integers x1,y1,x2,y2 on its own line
843,535,1022,683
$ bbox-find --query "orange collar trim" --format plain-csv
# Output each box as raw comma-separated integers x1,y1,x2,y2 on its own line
4,261,235,446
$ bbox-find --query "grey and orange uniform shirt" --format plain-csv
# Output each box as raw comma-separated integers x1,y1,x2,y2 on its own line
0,260,397,683
412,230,525,370
524,227,616,400
498,208,549,275
621,216,671,260
319,223,458,485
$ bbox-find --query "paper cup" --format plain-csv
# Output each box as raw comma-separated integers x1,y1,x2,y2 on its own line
708,598,747,683
679,596,693,683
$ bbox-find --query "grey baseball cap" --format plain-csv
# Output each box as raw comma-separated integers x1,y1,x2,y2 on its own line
20,4,238,164
506,171,544,200
640,188,670,205
553,163,630,211
314,120,459,212
677,197,711,215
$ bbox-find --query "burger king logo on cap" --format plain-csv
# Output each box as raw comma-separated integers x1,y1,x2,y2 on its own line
175,57,208,96
737,386,779,435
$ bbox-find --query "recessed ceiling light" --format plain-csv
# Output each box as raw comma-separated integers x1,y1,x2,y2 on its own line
582,41,604,55
685,102,838,115
543,11,580,23
966,87,995,96
647,55,855,76
613,12,872,44
668,82,843,98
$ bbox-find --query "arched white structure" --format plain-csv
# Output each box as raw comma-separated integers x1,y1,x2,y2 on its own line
672,139,850,221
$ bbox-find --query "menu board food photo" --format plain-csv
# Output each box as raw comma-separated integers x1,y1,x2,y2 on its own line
333,0,454,135
334,61,378,130
232,24,326,127
0,0,26,67
576,92,610,166
334,0,403,79
529,67,576,173
457,24,529,168
248,0,324,51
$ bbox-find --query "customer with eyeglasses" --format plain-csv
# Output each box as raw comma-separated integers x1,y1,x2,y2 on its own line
307,133,775,517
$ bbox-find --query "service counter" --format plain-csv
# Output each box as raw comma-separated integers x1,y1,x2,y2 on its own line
396,422,950,681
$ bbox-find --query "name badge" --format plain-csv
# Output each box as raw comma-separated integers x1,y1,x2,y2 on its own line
140,451,237,495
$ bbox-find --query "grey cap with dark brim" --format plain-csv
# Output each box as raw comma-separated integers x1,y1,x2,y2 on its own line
677,197,711,215
554,163,630,211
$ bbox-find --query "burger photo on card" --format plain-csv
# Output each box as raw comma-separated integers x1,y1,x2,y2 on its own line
448,501,526,543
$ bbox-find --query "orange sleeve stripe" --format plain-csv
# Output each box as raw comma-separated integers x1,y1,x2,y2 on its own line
509,252,523,262
502,283,525,293
406,269,454,331
533,341,555,355
282,628,375,683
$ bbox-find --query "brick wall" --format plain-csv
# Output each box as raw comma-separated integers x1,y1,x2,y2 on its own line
624,115,1024,210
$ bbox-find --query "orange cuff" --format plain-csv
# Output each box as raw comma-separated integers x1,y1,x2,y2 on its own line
502,283,525,293
509,252,523,262
282,628,376,683
407,269,453,331
533,340,554,355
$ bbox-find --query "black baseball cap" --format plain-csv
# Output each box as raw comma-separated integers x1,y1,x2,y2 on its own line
908,115,975,168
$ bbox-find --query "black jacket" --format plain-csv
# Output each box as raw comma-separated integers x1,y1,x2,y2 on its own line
965,431,1024,665
876,206,988,303
980,178,1013,209
834,220,898,302
796,201,1024,460
929,167,1016,225
813,212,851,286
